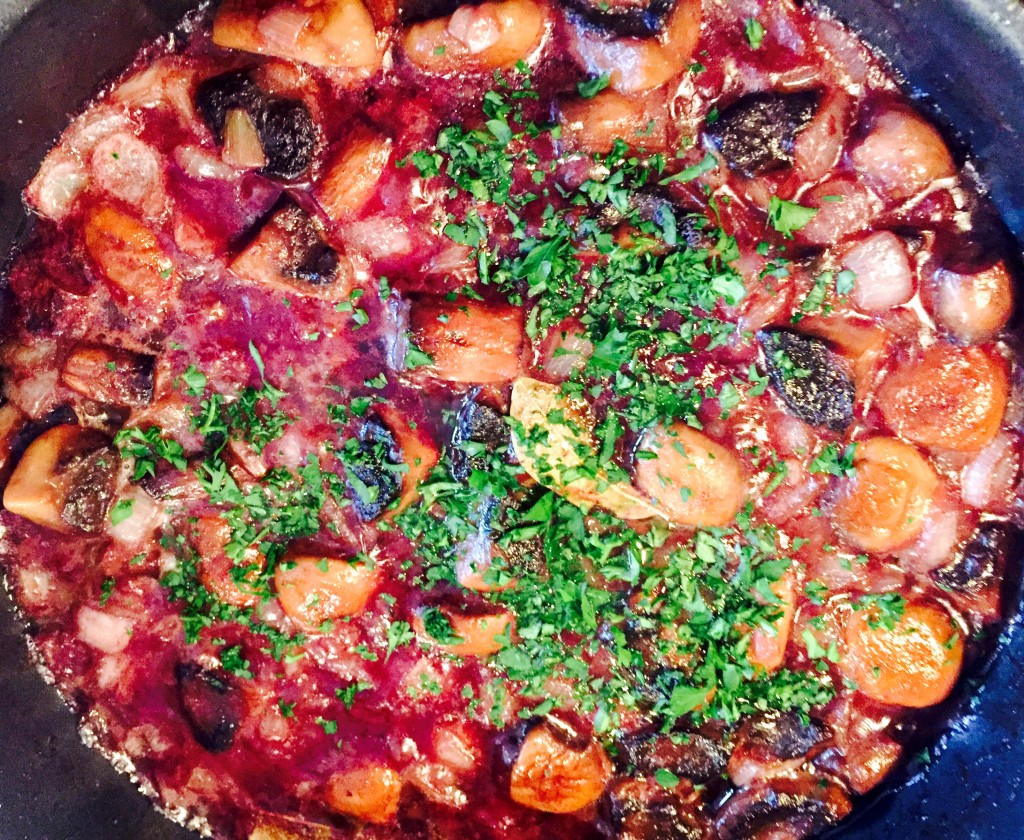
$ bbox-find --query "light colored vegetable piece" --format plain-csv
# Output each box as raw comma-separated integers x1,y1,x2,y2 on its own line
318,128,392,221
935,262,1013,343
222,108,267,169
571,0,701,93
850,108,955,200
510,377,663,520
875,343,1008,453
509,724,612,813
214,0,383,71
841,602,964,707
559,90,667,154
250,814,331,840
274,554,378,631
324,763,403,823
833,437,938,553
841,232,914,312
410,298,524,384
0,403,26,480
84,206,174,300
403,0,547,73
4,425,93,532
633,423,746,528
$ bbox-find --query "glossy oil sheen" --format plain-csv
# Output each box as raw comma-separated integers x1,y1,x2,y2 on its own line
0,1,1021,838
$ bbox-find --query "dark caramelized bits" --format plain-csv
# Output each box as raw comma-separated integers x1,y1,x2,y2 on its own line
605,777,709,840
195,70,317,180
759,330,855,432
343,416,403,520
617,732,728,785
175,664,243,753
196,70,263,137
713,776,852,840
934,522,1008,593
707,90,820,176
563,0,676,38
253,98,318,180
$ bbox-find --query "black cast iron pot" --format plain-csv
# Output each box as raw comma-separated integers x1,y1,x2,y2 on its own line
0,1,1022,838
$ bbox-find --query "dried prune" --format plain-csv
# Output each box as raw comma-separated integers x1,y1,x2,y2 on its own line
175,664,243,753
195,70,262,137
707,90,820,177
759,329,854,432
618,732,728,785
934,522,1008,592
344,418,403,520
450,395,511,480
605,778,709,840
61,445,120,533
254,98,318,180
195,71,317,180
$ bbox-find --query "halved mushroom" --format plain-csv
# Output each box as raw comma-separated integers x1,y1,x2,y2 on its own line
62,346,155,409
510,377,662,520
231,202,349,296
3,424,119,533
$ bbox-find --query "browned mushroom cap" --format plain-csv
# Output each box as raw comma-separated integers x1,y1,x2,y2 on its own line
3,424,119,533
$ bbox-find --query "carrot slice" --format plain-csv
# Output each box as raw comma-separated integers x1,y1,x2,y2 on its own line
841,602,964,708
274,554,378,630
633,423,746,528
833,437,938,553
875,343,1008,452
747,569,796,673
410,298,524,384
84,206,174,301
324,763,402,823
194,516,265,609
373,403,440,517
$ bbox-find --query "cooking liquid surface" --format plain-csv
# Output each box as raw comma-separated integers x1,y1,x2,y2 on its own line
0,1,1021,838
